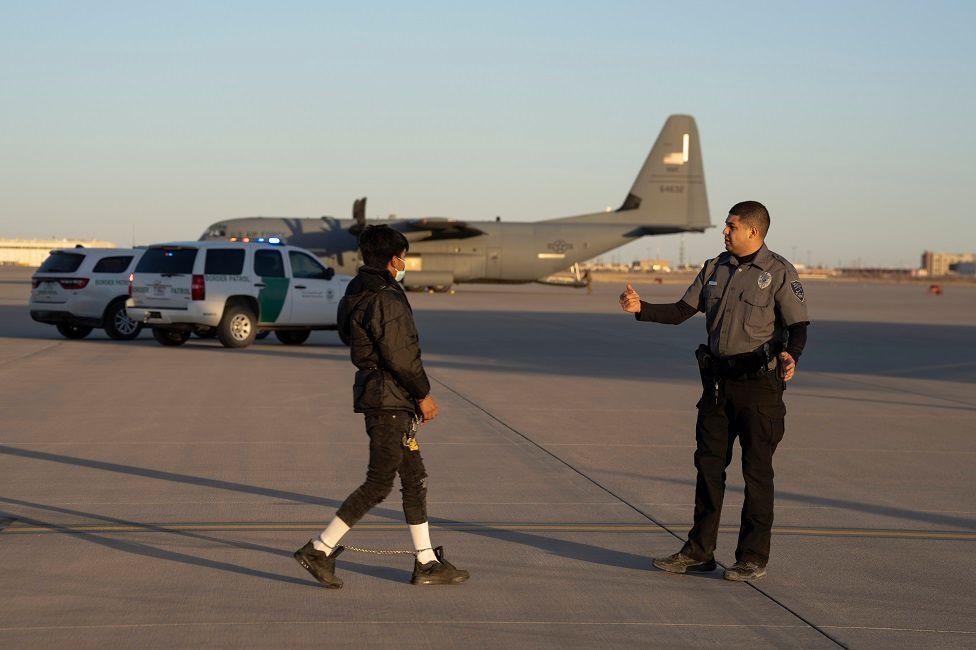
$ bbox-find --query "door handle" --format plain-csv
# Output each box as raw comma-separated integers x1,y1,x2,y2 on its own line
294,285,307,289
254,283,266,288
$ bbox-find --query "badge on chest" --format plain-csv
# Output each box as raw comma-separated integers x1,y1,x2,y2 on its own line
758,272,772,290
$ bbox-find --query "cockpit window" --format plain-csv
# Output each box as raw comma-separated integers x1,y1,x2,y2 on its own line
207,225,227,238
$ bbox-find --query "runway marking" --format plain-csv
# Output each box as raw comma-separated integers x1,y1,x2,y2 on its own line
0,620,971,635
540,443,976,454
3,440,975,455
0,620,813,633
4,520,973,541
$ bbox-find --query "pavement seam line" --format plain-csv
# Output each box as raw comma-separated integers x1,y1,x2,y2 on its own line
430,374,849,650
0,342,62,371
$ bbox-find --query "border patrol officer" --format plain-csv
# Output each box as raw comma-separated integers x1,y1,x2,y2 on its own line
294,225,469,588
620,201,809,581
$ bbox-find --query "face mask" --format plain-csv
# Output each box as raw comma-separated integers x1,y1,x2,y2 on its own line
394,257,406,282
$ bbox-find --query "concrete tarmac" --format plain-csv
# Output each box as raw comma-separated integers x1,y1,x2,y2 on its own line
0,266,974,648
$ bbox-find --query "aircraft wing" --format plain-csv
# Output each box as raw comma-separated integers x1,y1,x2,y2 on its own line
398,218,484,241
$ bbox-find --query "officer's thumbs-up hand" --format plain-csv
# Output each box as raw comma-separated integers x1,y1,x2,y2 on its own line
619,283,642,314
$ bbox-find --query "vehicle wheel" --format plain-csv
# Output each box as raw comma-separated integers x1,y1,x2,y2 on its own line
256,330,271,340
193,326,217,339
275,329,310,345
104,299,142,340
56,323,93,339
152,328,190,346
217,304,257,348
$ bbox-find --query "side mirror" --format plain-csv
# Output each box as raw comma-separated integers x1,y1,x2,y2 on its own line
324,267,335,280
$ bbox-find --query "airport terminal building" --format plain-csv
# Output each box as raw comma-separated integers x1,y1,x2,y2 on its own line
921,250,976,277
0,238,117,267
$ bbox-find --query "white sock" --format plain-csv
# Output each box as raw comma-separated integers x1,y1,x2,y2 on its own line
410,522,437,564
314,517,350,556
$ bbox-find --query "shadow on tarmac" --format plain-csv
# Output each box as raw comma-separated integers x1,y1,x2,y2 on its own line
0,445,656,587
611,470,976,531
4,305,975,385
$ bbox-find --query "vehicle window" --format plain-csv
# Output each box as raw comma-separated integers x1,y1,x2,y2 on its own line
135,247,198,274
38,251,85,273
205,249,245,275
254,249,285,277
288,251,328,279
92,256,134,274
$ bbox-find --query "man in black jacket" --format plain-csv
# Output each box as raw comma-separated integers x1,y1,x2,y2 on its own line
294,225,469,588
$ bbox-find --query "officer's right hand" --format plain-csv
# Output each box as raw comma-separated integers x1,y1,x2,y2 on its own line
619,283,641,313
418,395,439,423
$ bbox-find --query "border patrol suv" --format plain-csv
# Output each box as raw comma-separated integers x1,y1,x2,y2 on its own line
30,248,144,340
126,241,349,348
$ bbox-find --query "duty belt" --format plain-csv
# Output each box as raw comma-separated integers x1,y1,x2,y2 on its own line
695,341,782,380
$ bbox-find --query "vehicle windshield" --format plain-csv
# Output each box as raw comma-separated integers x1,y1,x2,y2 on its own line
38,251,85,273
135,247,198,274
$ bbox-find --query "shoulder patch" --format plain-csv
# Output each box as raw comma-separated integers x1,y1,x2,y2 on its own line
791,280,805,303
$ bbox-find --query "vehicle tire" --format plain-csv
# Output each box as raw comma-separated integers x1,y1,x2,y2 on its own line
56,323,93,339
104,299,142,341
152,328,190,346
256,330,270,340
217,304,257,348
275,329,310,345
193,326,217,339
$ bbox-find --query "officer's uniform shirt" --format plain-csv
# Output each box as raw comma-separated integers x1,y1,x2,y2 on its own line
681,244,809,357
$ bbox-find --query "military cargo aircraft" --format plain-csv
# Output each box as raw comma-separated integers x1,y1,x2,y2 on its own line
199,115,710,290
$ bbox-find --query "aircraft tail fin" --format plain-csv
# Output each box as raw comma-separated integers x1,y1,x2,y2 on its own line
553,114,710,232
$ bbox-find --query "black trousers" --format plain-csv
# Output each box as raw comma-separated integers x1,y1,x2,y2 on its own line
681,372,786,566
336,411,428,526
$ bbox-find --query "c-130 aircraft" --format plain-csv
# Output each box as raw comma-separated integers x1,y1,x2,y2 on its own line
199,115,710,290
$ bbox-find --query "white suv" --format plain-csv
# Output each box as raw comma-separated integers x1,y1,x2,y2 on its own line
126,241,350,348
30,248,145,340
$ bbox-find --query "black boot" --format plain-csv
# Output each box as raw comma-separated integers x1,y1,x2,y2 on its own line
294,541,344,589
410,546,470,585
652,551,717,574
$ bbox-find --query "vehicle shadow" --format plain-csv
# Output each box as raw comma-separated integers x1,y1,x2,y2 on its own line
4,303,975,385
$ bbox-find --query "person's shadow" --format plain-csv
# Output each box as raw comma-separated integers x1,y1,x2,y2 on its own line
0,445,656,587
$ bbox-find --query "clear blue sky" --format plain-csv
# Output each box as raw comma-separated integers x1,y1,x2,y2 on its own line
1,1,973,267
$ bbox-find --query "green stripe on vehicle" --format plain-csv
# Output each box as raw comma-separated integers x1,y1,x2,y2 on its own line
258,277,289,322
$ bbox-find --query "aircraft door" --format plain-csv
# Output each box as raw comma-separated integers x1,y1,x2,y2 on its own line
486,247,502,278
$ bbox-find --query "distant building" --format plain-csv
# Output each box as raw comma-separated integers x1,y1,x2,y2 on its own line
835,267,914,279
0,238,117,266
921,251,976,277
633,258,672,273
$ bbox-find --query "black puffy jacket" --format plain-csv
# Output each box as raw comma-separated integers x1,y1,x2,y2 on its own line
338,265,430,413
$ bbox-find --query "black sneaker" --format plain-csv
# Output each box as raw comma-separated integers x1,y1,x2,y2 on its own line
652,551,717,574
723,561,766,582
410,546,470,585
293,540,343,589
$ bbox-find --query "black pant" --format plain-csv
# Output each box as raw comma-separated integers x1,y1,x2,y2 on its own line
336,411,428,526
681,372,786,566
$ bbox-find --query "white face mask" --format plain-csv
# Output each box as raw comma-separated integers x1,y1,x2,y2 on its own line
394,257,406,282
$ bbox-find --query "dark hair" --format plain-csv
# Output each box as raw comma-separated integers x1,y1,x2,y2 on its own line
358,225,409,268
729,201,770,238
